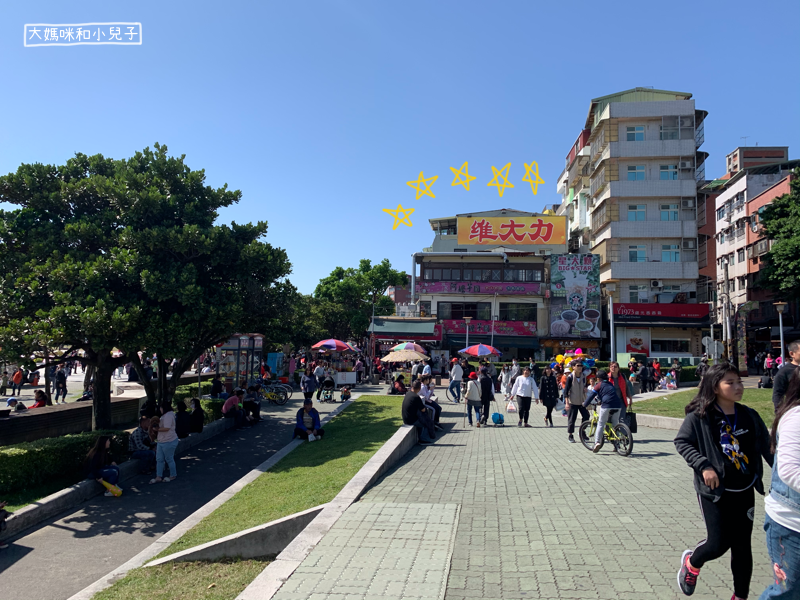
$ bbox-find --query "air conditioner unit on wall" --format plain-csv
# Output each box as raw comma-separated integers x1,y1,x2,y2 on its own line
651,280,663,288
679,161,693,169
682,239,696,249
681,199,695,209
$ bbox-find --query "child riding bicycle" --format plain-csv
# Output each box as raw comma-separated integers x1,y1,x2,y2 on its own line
583,369,624,453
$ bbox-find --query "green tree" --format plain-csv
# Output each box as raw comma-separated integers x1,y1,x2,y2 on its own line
313,259,407,341
757,168,800,299
0,144,292,428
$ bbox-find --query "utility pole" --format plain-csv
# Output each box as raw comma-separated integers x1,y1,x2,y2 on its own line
722,259,734,362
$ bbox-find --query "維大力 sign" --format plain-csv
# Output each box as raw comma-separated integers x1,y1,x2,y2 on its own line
456,216,566,245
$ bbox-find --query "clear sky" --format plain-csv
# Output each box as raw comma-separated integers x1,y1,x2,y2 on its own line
2,0,798,294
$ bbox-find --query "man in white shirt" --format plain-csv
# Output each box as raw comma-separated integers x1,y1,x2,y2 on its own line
510,367,539,427
449,360,463,403
422,359,432,377
411,361,421,384
313,362,326,400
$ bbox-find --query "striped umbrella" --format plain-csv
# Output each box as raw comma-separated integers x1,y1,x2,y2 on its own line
390,342,426,354
311,339,350,352
458,344,501,357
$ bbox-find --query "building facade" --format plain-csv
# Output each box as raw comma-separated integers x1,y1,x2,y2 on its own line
409,209,582,360
558,88,711,359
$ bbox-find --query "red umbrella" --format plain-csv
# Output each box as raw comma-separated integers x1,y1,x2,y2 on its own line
312,339,350,352
459,344,501,357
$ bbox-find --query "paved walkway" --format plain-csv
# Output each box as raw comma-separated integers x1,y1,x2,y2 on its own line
0,386,381,600
272,394,774,600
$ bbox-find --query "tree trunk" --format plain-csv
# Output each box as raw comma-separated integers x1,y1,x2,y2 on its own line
156,354,169,403
92,358,115,430
130,353,157,405
83,364,96,391
44,358,53,405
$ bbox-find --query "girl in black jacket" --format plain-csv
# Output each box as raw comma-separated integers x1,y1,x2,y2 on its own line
674,363,773,599
539,366,559,427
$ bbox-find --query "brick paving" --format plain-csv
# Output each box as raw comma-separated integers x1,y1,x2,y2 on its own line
273,395,774,600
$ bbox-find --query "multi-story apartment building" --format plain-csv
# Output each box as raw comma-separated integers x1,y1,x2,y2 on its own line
726,146,789,175
704,154,798,371
574,88,711,358
558,129,593,254
407,209,576,360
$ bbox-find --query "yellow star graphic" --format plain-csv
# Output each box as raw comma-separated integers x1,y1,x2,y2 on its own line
406,171,438,199
487,163,515,197
449,161,476,190
383,204,415,230
522,161,545,195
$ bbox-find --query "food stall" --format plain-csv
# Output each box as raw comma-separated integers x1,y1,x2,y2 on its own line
311,339,359,387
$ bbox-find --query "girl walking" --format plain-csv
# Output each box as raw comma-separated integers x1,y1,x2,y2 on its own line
509,367,538,428
674,363,774,599
150,401,179,484
539,365,559,427
759,367,800,600
500,364,512,400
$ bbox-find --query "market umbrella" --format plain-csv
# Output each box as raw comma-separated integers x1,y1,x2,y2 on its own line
312,339,350,352
459,344,501,357
380,350,426,362
390,342,426,354
345,342,362,353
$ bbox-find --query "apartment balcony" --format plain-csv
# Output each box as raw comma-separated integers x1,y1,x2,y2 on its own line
596,179,698,202
606,139,697,160
609,260,699,280
609,220,697,240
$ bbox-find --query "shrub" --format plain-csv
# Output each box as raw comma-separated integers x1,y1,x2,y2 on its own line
173,382,213,402
200,399,225,423
0,430,130,496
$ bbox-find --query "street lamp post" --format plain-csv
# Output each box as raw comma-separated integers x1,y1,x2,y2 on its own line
605,283,617,362
775,301,788,366
464,316,472,350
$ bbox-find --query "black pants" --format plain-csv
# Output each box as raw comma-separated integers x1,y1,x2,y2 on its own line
294,427,324,440
690,488,755,599
303,392,314,401
517,396,532,424
544,404,554,424
566,404,590,434
315,376,325,399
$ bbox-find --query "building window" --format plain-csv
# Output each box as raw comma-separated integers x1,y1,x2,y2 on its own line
503,268,543,282
627,165,645,181
481,269,491,282
660,165,678,180
432,269,441,280
662,244,680,262
629,285,648,303
451,269,461,281
626,126,644,141
424,269,433,280
717,206,726,221
662,285,681,292
738,276,746,291
737,248,745,263
419,301,431,317
441,269,451,280
492,269,501,281
463,269,473,281
499,303,538,322
660,203,679,221
629,245,646,262
660,116,679,140
652,339,690,353
438,302,491,321
719,231,725,243
627,204,646,221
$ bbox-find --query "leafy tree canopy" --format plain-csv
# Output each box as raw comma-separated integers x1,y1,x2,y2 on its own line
757,168,800,299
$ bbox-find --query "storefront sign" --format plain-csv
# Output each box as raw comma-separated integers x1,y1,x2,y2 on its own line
415,281,542,296
375,324,443,342
443,320,537,336
548,254,601,339
456,216,566,245
624,328,651,356
614,303,710,325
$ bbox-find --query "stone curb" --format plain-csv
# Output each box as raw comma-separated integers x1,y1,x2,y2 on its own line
236,423,418,600
145,504,328,566
1,415,235,542
635,412,684,430
66,401,353,600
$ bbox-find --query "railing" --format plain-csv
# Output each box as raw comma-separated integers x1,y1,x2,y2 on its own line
695,120,705,148
590,167,607,198
698,241,708,269
590,128,607,161
695,161,705,183
735,227,745,239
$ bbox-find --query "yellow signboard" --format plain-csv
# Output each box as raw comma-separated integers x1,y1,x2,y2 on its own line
456,216,566,245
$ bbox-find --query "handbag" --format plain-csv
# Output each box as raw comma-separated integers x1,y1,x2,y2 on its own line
626,408,638,433
506,401,517,413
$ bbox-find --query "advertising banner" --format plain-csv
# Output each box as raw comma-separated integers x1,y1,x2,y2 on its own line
416,281,542,296
456,216,566,245
623,328,651,356
442,319,537,337
374,324,443,342
614,303,710,325
548,254,601,339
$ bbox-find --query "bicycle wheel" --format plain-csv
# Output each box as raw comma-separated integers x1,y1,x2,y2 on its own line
445,385,454,402
272,389,289,405
579,421,601,451
280,384,294,400
613,423,634,456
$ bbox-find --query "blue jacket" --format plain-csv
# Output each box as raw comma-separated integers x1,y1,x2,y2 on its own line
584,380,623,409
295,407,321,433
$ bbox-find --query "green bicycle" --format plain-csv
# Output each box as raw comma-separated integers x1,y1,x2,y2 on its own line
578,403,634,456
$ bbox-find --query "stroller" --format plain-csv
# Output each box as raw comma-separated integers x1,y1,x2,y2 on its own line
320,377,336,402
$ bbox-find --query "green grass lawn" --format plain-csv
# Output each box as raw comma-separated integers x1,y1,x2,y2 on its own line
92,559,270,600
4,476,79,512
635,388,776,427
155,395,402,559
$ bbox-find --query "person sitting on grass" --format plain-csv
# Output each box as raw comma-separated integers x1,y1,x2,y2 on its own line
392,374,407,395
129,415,156,473
293,398,324,441
5,397,27,412
222,389,249,429
189,397,205,434
85,435,121,497
402,379,434,444
175,400,191,439
340,386,352,402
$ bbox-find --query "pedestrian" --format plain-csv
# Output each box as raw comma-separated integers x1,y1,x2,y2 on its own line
314,362,326,400
10,368,23,397
422,359,432,378
509,358,521,384
500,364,512,399
671,358,683,382
448,359,463,403
354,356,364,384
0,371,7,396
539,365,559,427
0,501,10,549
150,401,179,484
465,372,482,427
674,363,774,599
766,353,775,378
411,360,421,384
54,366,67,404
301,368,317,401
85,436,121,497
486,360,499,392
30,390,48,408
759,367,800,600
478,366,495,426
697,357,709,384
608,361,634,423
637,361,652,393
175,400,191,439
628,357,639,374
510,366,539,428
653,358,662,381
564,362,590,443
771,341,800,411
583,370,623,452
189,397,205,434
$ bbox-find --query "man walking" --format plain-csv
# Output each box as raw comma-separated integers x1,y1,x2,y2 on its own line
448,359,463,403
772,341,800,410
314,362,326,400
564,362,590,443
637,361,653,393
54,366,68,404
478,366,495,426
411,360,421,384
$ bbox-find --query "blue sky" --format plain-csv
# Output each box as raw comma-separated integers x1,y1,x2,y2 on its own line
1,0,798,294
